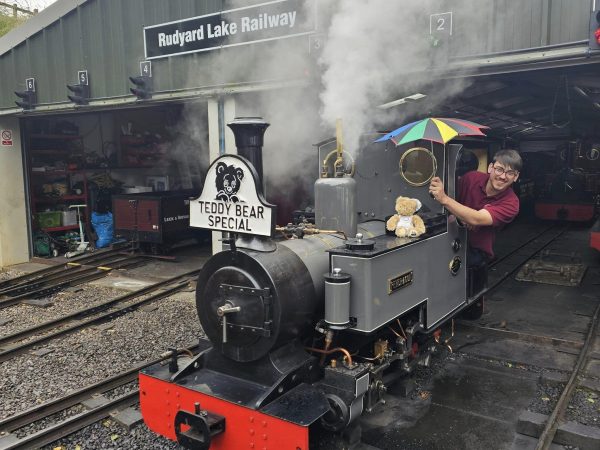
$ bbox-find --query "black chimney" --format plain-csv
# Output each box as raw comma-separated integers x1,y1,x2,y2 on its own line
227,117,270,184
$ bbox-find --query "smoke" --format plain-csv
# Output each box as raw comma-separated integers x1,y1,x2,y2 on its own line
166,102,210,191
318,0,475,154
176,0,487,208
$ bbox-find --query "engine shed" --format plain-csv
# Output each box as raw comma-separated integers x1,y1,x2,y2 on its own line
0,2,600,449
0,0,599,265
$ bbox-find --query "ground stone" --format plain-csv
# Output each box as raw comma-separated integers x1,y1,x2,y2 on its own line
516,410,547,437
110,407,143,431
556,420,600,450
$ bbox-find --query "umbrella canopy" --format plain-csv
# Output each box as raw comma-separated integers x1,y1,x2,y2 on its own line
375,118,488,146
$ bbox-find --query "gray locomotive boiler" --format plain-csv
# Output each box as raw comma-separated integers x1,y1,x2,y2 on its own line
139,117,482,450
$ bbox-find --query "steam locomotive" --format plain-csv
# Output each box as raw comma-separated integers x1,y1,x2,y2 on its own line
591,218,600,252
139,118,486,449
535,141,600,222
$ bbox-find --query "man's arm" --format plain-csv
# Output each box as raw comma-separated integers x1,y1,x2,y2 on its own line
429,177,493,227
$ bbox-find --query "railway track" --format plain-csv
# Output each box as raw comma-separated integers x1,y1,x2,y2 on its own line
0,345,204,450
0,253,134,298
534,300,600,450
0,245,130,293
451,224,599,449
0,255,148,310
0,269,202,363
486,223,569,293
0,224,592,450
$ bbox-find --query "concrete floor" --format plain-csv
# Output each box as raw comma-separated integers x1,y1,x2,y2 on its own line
6,221,599,449
9,242,213,292
357,223,599,450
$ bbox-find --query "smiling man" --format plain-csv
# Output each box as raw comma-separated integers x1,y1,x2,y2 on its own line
429,149,522,266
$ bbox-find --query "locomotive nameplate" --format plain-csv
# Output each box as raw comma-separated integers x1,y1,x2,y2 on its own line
190,154,276,237
388,271,413,294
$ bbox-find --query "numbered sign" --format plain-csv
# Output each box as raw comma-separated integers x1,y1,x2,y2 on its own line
140,61,152,77
430,12,453,36
26,78,35,92
78,70,89,85
309,34,325,54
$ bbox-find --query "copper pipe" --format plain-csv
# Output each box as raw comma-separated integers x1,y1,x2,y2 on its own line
444,319,455,353
275,228,291,239
396,319,408,340
275,227,348,240
274,226,347,240
388,326,401,337
320,330,334,365
355,347,385,362
303,228,348,240
305,346,353,366
179,348,194,359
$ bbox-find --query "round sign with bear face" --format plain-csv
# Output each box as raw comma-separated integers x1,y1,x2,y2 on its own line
190,154,276,236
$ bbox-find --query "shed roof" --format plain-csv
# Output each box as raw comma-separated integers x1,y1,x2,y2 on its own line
0,0,86,57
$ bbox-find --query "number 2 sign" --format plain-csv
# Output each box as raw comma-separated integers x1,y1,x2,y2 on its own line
430,12,453,36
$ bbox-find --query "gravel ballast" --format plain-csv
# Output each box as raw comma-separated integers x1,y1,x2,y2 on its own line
0,285,125,338
0,290,201,420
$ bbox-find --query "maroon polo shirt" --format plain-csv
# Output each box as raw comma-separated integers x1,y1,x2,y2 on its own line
458,171,519,259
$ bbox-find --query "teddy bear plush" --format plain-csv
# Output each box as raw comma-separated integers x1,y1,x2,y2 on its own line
386,196,426,238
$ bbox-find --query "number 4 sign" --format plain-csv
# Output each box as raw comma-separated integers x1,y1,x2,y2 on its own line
430,12,453,36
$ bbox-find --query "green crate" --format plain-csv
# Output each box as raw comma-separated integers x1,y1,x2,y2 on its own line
36,211,62,228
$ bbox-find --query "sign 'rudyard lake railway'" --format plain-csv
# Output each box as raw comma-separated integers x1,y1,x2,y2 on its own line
144,0,315,59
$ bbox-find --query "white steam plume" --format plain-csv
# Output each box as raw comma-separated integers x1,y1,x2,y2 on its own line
318,0,473,153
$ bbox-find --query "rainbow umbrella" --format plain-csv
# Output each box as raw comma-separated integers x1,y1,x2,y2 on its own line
375,117,488,146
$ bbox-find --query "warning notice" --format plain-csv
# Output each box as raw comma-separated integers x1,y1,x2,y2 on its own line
1,130,13,146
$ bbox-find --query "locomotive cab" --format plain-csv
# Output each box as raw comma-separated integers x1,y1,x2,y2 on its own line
139,118,484,450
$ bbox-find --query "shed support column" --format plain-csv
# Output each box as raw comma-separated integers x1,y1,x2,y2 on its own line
0,117,30,267
207,96,236,255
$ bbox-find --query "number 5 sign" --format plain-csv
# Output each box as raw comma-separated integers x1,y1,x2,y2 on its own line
430,12,453,36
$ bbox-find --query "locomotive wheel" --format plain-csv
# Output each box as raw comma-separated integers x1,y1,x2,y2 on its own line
320,394,349,432
460,297,484,320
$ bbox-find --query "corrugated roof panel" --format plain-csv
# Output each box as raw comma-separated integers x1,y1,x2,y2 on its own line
549,0,590,44
0,0,596,112
446,0,590,57
1,0,226,110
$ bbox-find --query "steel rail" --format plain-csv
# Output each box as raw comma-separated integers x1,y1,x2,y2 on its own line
0,273,200,363
488,224,557,269
0,254,132,298
534,300,600,450
0,367,139,434
484,225,569,295
0,256,146,310
0,346,201,448
455,322,583,350
0,244,130,291
1,392,139,450
0,269,201,349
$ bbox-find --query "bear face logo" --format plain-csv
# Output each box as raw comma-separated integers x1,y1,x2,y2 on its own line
215,161,244,203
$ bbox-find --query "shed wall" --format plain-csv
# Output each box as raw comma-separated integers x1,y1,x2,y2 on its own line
0,117,29,266
0,0,595,110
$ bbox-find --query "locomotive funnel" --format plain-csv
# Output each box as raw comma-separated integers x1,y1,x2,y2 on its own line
227,117,270,184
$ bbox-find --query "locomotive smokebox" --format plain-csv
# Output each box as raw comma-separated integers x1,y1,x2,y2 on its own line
227,117,270,184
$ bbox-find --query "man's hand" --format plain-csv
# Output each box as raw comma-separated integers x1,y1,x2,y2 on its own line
429,176,493,227
429,177,448,205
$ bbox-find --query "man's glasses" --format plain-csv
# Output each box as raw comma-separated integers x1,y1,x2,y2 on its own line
492,165,518,178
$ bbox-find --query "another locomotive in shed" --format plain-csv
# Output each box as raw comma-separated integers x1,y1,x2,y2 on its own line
139,117,486,449
534,140,600,222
